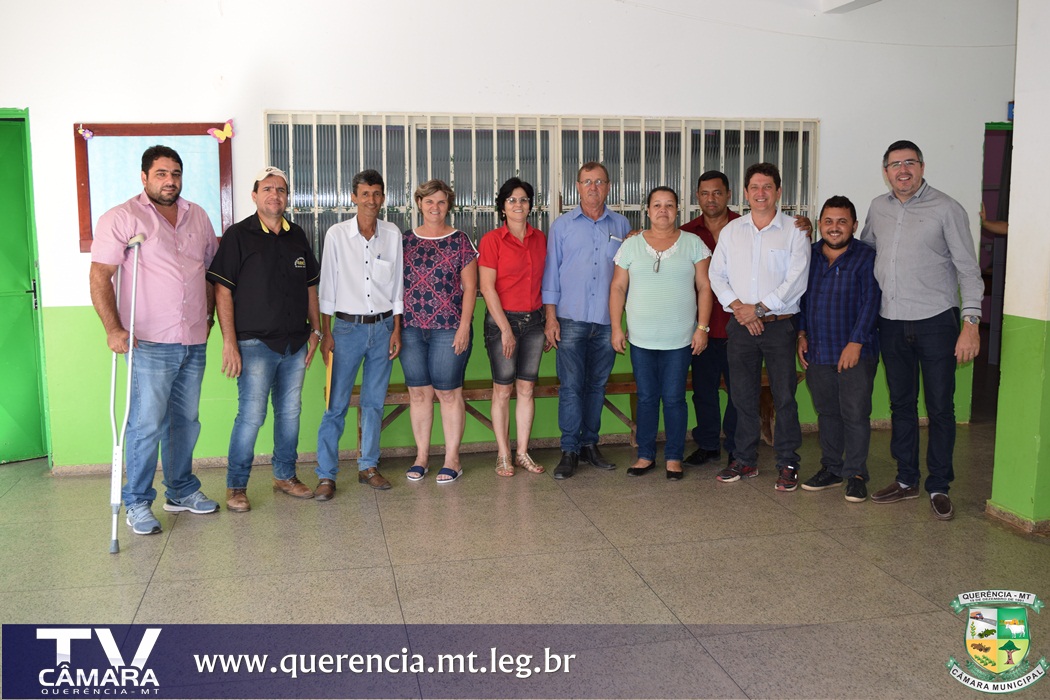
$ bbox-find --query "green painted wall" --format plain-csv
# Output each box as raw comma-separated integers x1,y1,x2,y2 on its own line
43,301,974,469
989,314,1050,523
45,302,629,467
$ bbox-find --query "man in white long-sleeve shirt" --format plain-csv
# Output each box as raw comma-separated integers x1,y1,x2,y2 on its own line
709,162,811,492
314,169,404,500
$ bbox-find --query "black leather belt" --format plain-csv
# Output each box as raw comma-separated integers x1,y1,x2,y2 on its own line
335,310,392,324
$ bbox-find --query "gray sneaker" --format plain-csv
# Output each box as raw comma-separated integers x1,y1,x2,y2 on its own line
163,490,219,514
126,503,162,535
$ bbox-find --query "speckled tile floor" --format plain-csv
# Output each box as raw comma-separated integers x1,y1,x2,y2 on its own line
2,422,1049,699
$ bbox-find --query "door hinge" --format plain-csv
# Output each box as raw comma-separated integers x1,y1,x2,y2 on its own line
26,279,38,310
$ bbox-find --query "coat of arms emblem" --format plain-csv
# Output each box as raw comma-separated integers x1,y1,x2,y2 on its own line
948,590,1048,693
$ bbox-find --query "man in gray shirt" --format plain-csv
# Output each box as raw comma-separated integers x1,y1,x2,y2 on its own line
859,140,982,521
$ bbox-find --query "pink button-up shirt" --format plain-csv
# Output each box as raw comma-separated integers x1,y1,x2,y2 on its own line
91,192,217,345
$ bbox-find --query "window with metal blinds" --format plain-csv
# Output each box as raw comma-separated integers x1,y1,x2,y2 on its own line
266,112,818,254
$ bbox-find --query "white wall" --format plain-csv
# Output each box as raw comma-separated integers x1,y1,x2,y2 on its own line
1005,0,1048,318
4,0,1016,308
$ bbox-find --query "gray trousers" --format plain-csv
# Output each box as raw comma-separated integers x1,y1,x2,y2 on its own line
805,359,877,480
726,317,802,468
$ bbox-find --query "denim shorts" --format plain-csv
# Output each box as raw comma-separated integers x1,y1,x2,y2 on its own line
399,326,472,391
484,310,545,385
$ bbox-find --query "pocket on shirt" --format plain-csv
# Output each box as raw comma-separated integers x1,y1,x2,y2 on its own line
373,258,395,286
767,247,790,271
607,236,624,261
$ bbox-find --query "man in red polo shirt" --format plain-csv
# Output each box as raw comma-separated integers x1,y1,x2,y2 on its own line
682,171,811,468
681,171,740,467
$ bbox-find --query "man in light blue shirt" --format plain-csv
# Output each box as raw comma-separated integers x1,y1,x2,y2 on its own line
709,162,810,492
543,162,630,479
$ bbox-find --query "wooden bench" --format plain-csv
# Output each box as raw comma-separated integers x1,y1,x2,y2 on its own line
344,373,640,454
339,370,799,457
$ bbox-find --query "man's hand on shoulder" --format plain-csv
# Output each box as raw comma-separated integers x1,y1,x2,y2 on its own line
794,216,813,235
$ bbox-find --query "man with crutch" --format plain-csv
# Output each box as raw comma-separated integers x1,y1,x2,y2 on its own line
90,145,220,536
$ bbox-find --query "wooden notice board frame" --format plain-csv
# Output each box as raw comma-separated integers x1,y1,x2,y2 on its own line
74,122,233,252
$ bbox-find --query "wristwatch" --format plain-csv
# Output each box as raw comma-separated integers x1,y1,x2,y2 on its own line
696,324,710,333
312,328,323,340
963,315,980,325
754,302,768,319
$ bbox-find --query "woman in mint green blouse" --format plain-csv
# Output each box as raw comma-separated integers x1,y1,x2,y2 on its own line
610,187,713,480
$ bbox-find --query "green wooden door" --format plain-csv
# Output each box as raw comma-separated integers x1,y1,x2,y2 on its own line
0,116,46,462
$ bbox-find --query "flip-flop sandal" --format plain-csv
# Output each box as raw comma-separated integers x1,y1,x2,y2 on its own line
406,465,428,481
436,467,462,484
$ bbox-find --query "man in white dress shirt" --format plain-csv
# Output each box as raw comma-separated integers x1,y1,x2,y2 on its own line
709,162,810,492
314,170,404,499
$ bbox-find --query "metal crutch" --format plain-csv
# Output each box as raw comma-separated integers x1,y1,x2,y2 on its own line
109,233,146,554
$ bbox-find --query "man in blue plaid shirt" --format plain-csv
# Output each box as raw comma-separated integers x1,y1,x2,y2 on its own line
796,196,881,503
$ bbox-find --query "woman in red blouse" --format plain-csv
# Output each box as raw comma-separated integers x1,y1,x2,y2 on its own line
478,178,548,477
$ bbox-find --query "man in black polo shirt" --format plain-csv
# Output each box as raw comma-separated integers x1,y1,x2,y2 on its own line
208,167,322,512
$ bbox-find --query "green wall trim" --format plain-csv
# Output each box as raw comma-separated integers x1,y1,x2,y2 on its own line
990,314,1050,521
43,302,980,469
45,302,632,467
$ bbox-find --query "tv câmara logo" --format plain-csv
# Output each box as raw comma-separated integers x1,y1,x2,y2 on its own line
948,590,1048,693
35,627,162,691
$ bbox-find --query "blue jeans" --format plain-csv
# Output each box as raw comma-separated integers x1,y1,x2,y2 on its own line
227,340,308,489
555,318,615,453
316,316,394,478
690,337,736,455
122,341,206,507
726,317,802,468
400,326,472,391
630,344,692,461
879,310,958,494
805,359,877,480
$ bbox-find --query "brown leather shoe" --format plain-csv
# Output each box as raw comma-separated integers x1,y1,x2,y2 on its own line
930,493,955,520
314,479,336,501
273,476,314,499
870,481,920,503
226,488,250,512
358,467,391,490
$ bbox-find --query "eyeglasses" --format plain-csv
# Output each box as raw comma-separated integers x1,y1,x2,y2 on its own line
885,159,922,170
505,196,530,204
653,251,663,273
578,179,607,187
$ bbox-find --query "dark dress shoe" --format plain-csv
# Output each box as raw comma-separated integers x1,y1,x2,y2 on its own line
580,444,616,470
930,493,954,520
553,452,578,480
626,463,656,477
666,468,684,480
683,447,720,467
